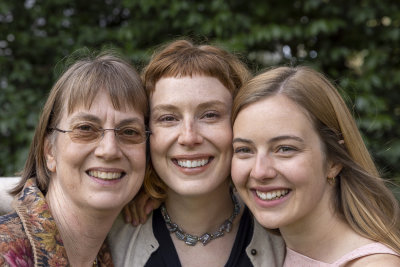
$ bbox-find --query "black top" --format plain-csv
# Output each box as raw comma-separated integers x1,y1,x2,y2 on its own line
145,205,254,267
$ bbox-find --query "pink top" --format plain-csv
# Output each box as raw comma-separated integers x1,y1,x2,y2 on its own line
283,242,399,267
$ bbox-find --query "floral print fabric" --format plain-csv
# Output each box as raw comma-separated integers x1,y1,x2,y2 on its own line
0,178,113,266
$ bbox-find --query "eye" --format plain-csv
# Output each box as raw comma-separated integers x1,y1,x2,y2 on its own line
201,111,219,120
276,146,297,153
233,146,252,154
159,114,178,122
119,127,141,136
74,123,97,132
69,123,99,142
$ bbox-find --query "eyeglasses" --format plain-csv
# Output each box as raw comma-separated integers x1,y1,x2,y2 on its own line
50,124,151,145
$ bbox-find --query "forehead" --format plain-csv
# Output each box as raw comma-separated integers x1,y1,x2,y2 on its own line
234,95,315,138
62,91,144,123
150,75,232,108
66,90,136,113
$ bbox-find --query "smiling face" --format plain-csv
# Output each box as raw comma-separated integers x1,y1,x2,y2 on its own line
231,94,341,231
149,75,233,197
45,91,146,211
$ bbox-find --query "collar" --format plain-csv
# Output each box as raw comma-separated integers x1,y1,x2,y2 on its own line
12,178,114,266
12,178,68,266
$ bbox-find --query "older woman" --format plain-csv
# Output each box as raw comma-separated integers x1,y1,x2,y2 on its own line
0,52,148,266
231,66,400,266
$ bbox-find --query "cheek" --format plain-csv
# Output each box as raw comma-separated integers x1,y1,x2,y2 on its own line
149,135,165,156
56,143,89,171
130,146,147,168
231,159,249,186
286,157,325,189
149,126,174,152
220,141,233,159
204,123,233,152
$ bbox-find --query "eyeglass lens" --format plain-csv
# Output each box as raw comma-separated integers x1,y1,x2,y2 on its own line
68,126,147,145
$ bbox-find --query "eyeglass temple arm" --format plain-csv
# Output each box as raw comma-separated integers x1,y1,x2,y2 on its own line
50,128,72,133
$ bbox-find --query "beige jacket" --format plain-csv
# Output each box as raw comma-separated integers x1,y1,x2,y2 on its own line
108,212,285,267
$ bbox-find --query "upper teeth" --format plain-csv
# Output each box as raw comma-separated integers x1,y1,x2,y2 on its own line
177,159,209,168
256,189,289,200
88,171,122,180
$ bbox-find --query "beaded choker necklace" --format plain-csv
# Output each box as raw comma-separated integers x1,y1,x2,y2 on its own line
161,193,241,246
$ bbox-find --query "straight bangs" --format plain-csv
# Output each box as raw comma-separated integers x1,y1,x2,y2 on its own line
62,56,147,118
12,51,147,196
161,51,235,93
143,41,244,96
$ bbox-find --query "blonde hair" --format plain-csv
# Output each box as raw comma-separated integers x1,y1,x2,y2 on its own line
143,39,251,200
232,66,400,253
12,50,147,195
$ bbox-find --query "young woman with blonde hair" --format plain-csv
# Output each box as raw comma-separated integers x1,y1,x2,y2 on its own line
231,66,400,266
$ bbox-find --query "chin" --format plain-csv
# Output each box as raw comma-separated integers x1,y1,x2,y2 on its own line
175,188,209,197
251,212,282,229
91,202,125,212
89,195,130,212
173,181,224,196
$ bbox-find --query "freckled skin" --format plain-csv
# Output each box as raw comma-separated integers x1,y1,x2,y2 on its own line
149,75,233,197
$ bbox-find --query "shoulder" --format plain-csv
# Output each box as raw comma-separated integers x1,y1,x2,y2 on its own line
0,212,25,239
347,253,400,267
247,217,286,267
251,218,284,247
108,212,158,266
340,242,400,267
108,213,144,244
0,213,33,265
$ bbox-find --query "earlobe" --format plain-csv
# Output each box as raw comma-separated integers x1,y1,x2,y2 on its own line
327,160,342,179
44,137,56,172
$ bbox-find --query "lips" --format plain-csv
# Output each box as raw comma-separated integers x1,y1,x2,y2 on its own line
87,170,125,180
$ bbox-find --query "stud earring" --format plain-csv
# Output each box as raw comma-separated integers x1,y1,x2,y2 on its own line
327,176,336,186
47,162,55,172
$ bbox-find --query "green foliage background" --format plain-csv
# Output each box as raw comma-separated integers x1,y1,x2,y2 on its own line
1,0,399,190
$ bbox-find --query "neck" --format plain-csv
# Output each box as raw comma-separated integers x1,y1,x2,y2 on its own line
46,183,120,267
165,180,235,235
280,195,367,262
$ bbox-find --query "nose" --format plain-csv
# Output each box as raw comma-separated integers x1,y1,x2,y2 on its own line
250,153,277,180
94,130,122,160
177,120,203,147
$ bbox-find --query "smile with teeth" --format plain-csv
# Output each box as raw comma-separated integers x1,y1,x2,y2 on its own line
256,189,289,201
176,158,210,168
88,170,123,180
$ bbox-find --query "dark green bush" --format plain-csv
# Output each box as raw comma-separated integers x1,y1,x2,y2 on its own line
1,0,399,192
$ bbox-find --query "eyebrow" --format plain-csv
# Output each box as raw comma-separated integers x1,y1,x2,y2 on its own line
117,118,145,128
152,100,229,113
69,113,144,126
70,113,101,124
269,135,304,143
151,104,179,114
232,135,304,144
197,100,230,110
232,137,253,145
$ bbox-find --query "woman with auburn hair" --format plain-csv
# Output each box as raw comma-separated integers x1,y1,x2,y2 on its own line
231,66,400,266
0,51,148,266
109,39,285,267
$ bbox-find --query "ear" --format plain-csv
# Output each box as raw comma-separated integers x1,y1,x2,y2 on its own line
44,137,56,173
326,160,342,179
